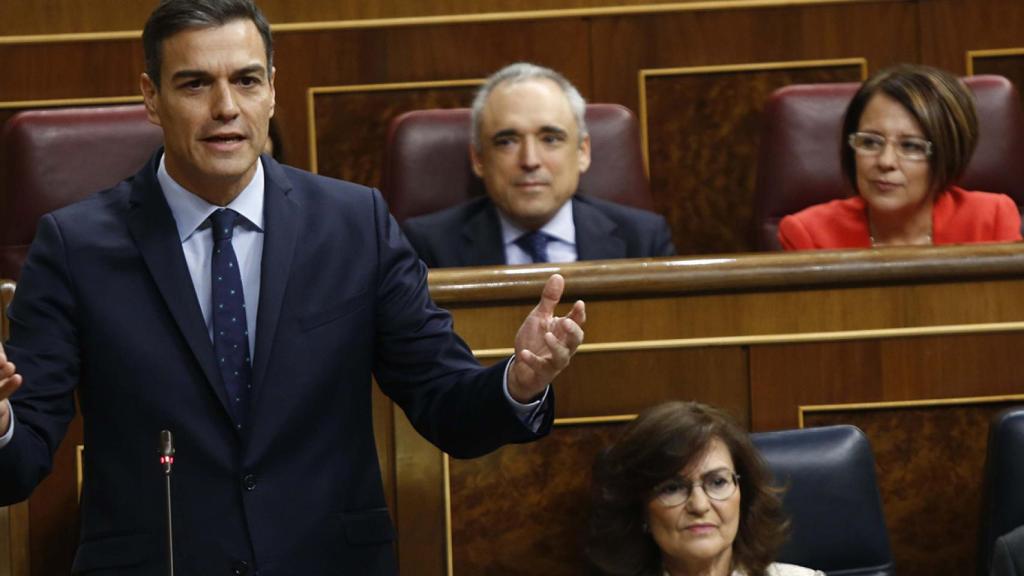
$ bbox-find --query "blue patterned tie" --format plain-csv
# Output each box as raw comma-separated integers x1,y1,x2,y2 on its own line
514,231,550,263
210,209,252,429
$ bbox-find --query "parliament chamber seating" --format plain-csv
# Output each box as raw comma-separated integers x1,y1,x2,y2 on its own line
753,75,1024,250
380,103,653,223
752,425,895,576
0,104,163,280
979,407,1024,575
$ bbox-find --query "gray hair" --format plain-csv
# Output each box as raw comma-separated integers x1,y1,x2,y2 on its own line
470,62,588,151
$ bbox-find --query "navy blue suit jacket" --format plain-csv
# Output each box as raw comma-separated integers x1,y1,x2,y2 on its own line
401,195,676,268
0,153,551,575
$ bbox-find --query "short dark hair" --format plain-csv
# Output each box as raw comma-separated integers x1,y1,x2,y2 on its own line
586,402,788,576
143,0,274,89
841,64,978,195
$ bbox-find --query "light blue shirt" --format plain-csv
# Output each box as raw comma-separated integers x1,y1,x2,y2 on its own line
157,155,264,355
499,200,576,265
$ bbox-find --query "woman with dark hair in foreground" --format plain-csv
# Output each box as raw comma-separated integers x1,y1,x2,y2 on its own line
587,402,823,576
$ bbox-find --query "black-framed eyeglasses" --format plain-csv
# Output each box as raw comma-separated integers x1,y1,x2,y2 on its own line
848,132,933,161
651,468,740,507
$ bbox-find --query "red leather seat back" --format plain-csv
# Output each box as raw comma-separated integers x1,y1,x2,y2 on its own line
382,103,652,223
754,75,1024,250
0,104,163,279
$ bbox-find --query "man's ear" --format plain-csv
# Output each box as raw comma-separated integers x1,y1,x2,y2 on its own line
469,143,485,178
140,73,162,127
268,66,276,118
577,133,592,174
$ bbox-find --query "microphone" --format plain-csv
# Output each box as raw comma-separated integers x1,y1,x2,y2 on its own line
159,430,175,576
159,430,175,475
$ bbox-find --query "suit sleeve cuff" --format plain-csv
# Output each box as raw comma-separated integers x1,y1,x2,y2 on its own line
0,401,15,449
501,357,550,433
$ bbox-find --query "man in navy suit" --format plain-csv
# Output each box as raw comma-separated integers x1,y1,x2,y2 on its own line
0,1,584,574
402,62,676,268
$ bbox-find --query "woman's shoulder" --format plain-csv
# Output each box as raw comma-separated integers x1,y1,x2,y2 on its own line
764,562,826,576
944,186,1017,208
778,196,869,250
934,186,1022,243
788,195,865,219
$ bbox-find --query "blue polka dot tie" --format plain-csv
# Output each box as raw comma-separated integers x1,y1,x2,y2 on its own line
514,231,550,263
210,209,252,429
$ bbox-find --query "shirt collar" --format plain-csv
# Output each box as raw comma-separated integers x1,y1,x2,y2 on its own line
157,153,266,242
498,198,576,245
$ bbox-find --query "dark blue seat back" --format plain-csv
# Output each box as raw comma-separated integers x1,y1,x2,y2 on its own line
979,407,1024,575
751,425,895,576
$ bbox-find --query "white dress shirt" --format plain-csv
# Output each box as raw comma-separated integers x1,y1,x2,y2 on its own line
499,200,577,264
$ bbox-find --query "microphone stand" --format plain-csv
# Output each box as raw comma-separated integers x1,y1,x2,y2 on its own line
160,430,175,576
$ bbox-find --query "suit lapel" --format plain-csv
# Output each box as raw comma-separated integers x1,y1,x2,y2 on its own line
573,197,626,260
250,157,298,395
459,201,506,266
126,153,228,412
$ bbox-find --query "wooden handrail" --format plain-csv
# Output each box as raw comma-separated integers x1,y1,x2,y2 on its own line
427,243,1024,304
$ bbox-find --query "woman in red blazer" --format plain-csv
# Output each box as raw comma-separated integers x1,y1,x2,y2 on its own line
779,65,1022,250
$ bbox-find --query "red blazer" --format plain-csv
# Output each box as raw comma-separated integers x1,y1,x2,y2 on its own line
779,186,1023,250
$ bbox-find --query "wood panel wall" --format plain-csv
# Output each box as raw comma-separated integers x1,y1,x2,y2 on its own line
4,0,1024,254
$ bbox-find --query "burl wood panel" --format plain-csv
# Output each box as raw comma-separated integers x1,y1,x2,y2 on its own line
312,85,479,189
642,63,863,254
449,422,628,576
803,400,1024,576
750,332,1024,431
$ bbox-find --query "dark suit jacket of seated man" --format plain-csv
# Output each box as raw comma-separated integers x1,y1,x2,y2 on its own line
402,193,677,268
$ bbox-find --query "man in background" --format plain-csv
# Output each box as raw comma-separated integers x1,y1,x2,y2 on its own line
402,62,676,267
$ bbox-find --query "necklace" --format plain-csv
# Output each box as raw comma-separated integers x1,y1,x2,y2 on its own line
869,233,933,247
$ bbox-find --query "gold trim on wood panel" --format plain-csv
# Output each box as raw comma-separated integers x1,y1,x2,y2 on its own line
0,95,142,110
443,455,454,576
76,445,84,502
306,78,483,174
471,320,1024,359
798,393,1024,428
0,0,896,46
966,47,1024,76
553,414,638,426
440,413,635,575
637,57,867,171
